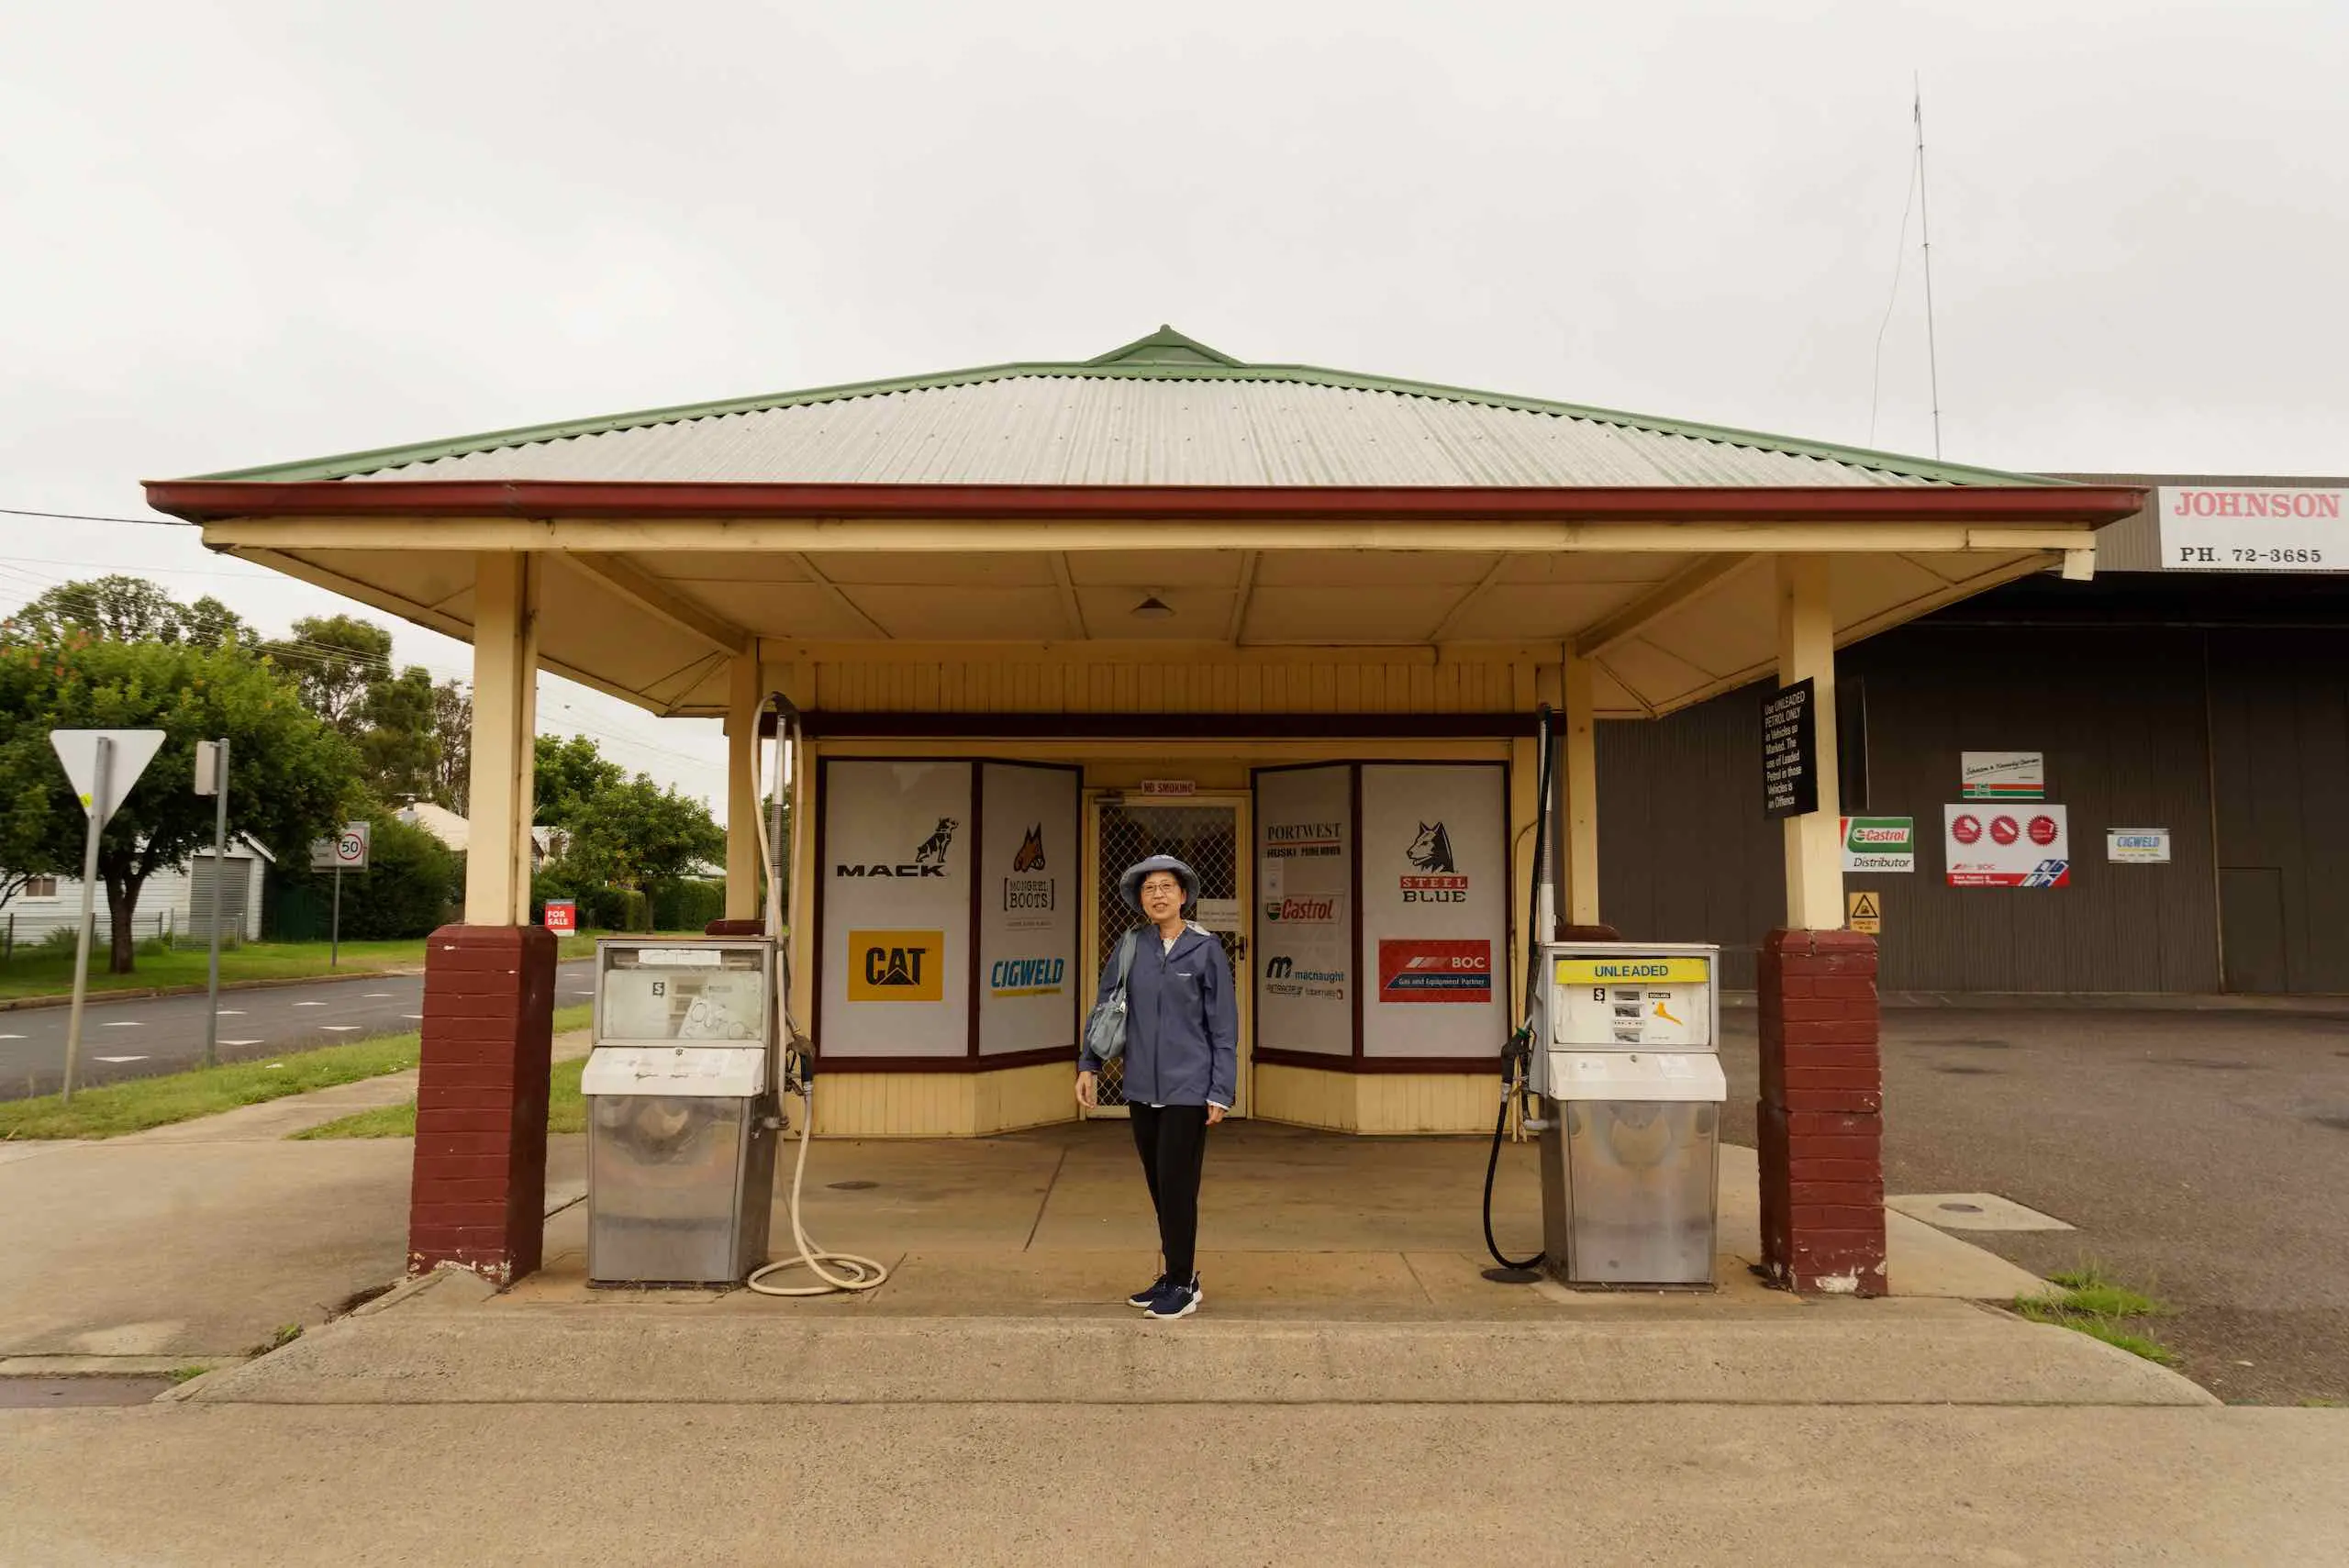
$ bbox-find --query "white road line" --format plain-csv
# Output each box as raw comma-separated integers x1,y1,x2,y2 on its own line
293,1002,328,1008
217,1010,245,1017
102,1021,142,1028
320,1026,362,1032
95,1055,148,1063
362,993,394,998
402,1014,425,1021
220,1039,262,1047
0,1034,24,1040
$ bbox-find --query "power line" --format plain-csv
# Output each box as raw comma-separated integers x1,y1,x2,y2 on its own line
0,506,195,528
1865,128,1921,450
1,561,719,773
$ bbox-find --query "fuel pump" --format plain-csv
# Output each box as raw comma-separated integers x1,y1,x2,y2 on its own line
1480,703,1728,1288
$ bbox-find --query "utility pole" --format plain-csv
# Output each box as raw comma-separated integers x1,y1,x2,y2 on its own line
1914,78,1943,460
195,738,229,1069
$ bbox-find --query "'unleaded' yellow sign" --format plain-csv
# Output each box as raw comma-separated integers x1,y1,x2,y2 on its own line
1554,956,1711,985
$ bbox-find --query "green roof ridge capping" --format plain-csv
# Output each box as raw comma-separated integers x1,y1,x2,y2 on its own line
189,327,2064,488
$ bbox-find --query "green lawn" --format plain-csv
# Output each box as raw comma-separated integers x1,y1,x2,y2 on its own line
0,930,618,1003
0,1004,593,1140
296,1053,591,1140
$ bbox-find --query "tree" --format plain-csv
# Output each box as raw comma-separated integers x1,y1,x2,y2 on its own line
0,630,359,973
429,680,472,812
6,575,249,649
288,810,460,940
561,774,724,894
533,733,626,830
358,665,441,803
273,614,391,735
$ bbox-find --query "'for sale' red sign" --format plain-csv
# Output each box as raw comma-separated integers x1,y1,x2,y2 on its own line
1376,939,1492,1004
543,898,577,935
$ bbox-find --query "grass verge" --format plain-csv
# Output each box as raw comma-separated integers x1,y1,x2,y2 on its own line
0,1004,591,1140
1,929,621,1004
294,1050,592,1140
2017,1262,2178,1366
0,939,429,1002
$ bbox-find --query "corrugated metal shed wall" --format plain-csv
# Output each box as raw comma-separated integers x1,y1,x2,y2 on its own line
1598,625,2227,993
2208,628,2349,993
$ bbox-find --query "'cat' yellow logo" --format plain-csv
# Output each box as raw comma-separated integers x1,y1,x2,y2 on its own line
848,930,944,1002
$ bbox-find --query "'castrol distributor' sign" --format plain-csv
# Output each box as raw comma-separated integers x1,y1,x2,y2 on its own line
2157,486,2344,573
1943,804,2070,888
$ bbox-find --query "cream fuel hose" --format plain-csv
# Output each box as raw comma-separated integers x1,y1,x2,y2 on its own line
744,695,891,1297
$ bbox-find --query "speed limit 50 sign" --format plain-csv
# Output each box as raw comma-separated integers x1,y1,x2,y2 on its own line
309,822,372,872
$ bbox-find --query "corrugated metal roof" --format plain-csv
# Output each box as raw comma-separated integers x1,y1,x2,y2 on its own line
198,325,2063,490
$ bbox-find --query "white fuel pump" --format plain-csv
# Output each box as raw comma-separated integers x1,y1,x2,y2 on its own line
743,695,892,1297
1481,704,1728,1288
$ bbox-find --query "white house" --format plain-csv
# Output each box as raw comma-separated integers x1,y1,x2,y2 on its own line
4,837,273,949
394,800,562,865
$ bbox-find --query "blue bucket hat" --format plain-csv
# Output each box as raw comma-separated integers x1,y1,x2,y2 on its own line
1119,854,1200,915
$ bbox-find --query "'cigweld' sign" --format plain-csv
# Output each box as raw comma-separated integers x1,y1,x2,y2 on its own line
2157,485,2345,573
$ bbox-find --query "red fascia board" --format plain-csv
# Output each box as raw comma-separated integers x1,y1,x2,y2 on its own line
141,479,2146,527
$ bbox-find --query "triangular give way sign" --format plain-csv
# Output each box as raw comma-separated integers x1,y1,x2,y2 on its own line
50,729,166,827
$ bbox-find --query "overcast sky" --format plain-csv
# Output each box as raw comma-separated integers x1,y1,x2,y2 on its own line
5,0,2343,817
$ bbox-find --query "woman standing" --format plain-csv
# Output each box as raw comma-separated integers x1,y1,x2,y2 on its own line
1077,854,1238,1320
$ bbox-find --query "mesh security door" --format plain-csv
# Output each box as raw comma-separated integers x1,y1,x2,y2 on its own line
1090,799,1244,1112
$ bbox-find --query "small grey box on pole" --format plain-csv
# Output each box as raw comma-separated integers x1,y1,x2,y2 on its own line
195,738,229,1070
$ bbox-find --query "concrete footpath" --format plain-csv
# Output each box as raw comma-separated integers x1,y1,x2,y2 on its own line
6,1066,2349,1562
6,1404,2345,1564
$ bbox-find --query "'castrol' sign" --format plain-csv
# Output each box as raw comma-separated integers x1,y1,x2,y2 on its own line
2158,486,2344,573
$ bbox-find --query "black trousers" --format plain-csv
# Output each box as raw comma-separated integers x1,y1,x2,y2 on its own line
1128,1103,1210,1284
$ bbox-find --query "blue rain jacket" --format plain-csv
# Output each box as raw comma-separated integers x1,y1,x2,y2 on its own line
1081,923,1238,1108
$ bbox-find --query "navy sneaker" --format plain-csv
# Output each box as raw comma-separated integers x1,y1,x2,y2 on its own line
1126,1274,1167,1308
1143,1277,1201,1319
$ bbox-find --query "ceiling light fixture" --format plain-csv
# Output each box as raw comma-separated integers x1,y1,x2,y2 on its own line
1130,595,1174,620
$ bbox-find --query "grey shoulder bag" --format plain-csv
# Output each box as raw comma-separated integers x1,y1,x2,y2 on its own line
1085,930,1139,1062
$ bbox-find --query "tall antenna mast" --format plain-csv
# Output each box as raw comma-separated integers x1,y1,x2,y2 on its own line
1914,76,1943,458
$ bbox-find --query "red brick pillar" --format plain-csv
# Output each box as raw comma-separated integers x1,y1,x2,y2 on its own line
1756,929,1886,1296
407,925,557,1284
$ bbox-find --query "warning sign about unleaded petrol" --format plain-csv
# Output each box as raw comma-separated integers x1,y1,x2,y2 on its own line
1943,804,2069,888
1376,939,1492,1004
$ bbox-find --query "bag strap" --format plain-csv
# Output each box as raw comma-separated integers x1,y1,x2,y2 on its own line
1113,929,1137,990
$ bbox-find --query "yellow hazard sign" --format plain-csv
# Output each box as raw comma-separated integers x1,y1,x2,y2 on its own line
1846,890,1882,934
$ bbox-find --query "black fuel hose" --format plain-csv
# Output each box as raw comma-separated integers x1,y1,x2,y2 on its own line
1482,701,1556,1273
1482,1064,1542,1272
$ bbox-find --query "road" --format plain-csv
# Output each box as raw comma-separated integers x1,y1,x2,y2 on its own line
1720,1002,2349,1406
0,960,597,1100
